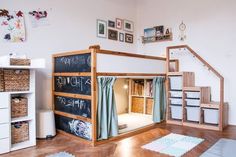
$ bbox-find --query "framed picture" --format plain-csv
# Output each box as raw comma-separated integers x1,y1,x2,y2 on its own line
108,20,115,28
154,25,164,36
144,28,156,37
123,20,134,32
97,19,107,38
125,33,133,43
116,18,123,29
108,29,118,40
119,32,124,42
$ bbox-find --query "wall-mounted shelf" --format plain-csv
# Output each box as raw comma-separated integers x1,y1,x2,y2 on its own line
142,33,173,44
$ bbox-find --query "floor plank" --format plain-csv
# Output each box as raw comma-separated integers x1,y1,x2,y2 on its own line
1,123,236,157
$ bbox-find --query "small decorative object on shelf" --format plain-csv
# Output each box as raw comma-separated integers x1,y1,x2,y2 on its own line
142,25,172,44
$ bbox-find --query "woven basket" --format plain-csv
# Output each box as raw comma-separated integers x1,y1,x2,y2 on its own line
3,69,30,92
10,58,31,66
0,69,4,92
11,121,29,144
11,97,28,118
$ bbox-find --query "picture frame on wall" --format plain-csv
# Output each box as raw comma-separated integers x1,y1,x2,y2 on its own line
125,33,133,43
108,20,115,28
119,32,124,42
108,29,118,40
116,18,123,29
123,20,134,32
97,19,107,38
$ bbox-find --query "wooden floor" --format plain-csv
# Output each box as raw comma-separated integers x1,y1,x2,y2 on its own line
2,123,236,157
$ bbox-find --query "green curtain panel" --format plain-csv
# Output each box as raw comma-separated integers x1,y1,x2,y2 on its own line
97,76,118,140
152,77,166,123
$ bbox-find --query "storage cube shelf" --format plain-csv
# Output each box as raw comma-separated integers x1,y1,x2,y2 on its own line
0,58,45,154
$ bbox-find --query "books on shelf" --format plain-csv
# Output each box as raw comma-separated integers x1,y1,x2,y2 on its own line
131,80,153,97
145,81,153,97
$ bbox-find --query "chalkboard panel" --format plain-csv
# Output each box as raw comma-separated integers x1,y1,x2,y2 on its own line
54,53,91,73
54,96,91,118
54,76,91,95
55,115,92,140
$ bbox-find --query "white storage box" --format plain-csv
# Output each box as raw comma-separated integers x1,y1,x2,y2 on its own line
169,91,182,98
170,105,182,120
203,108,219,124
169,98,182,105
185,92,200,99
185,99,200,106
185,106,200,122
169,76,182,90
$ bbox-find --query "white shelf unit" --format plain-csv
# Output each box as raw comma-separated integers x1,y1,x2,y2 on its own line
0,58,44,154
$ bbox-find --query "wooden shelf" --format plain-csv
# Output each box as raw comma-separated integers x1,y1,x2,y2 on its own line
11,116,33,123
142,34,173,44
201,102,220,109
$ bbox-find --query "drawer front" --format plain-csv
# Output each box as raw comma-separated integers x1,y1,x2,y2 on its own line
0,93,9,109
0,138,10,154
0,109,9,124
0,124,9,139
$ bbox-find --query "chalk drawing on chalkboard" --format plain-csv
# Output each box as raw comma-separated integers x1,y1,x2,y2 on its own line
69,119,91,139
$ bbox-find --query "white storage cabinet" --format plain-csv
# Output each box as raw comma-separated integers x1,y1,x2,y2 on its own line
0,56,45,154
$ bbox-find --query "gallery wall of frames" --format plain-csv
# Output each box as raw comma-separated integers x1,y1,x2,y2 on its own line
97,18,134,44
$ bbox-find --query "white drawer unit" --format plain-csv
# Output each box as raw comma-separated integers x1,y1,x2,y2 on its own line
0,138,10,154
0,109,9,124
0,93,9,109
169,76,182,90
0,124,9,139
185,99,200,106
169,98,182,105
169,91,182,98
185,106,200,122
185,91,200,99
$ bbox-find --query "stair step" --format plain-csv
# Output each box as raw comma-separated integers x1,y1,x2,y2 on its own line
167,71,194,76
201,102,220,109
183,86,211,91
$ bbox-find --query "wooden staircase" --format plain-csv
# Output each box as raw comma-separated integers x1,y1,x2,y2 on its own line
166,45,228,131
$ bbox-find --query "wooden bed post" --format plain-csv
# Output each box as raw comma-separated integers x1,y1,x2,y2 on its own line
89,45,100,146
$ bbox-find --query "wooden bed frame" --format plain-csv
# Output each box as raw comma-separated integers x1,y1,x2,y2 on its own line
52,45,175,146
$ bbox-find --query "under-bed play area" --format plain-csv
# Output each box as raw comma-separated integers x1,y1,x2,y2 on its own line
52,45,168,145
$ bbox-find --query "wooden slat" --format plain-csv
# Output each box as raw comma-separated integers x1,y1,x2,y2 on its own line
201,103,219,109
97,49,166,61
53,92,92,100
57,129,92,145
166,120,182,125
52,50,91,57
90,47,98,146
55,110,92,123
53,72,91,76
96,72,166,77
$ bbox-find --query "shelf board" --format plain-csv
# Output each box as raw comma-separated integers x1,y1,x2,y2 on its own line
11,140,35,151
201,102,220,109
11,116,33,123
166,119,182,125
183,122,219,131
131,95,153,98
0,91,33,94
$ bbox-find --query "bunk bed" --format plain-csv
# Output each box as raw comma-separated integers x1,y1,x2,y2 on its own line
52,45,172,146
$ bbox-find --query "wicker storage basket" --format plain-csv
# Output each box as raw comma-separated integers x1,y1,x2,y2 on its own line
0,69,4,92
11,97,28,118
10,58,31,66
3,69,30,92
11,121,29,144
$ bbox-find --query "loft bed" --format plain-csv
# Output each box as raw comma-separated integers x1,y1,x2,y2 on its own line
52,45,177,146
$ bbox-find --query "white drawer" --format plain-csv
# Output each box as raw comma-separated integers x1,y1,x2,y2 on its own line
0,138,10,154
0,124,9,139
0,109,9,124
0,93,9,109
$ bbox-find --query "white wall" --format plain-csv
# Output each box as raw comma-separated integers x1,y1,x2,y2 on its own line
136,0,236,125
0,0,137,109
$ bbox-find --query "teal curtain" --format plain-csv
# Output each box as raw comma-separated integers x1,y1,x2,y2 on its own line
97,77,118,140
152,77,166,123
